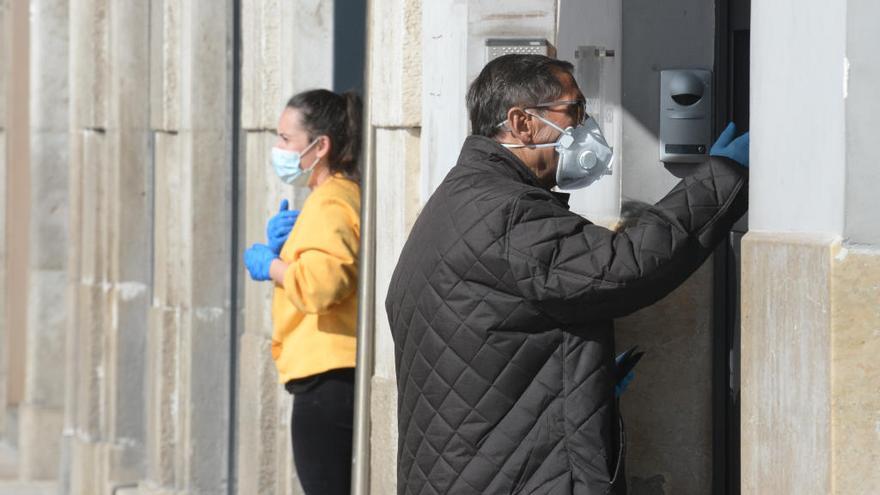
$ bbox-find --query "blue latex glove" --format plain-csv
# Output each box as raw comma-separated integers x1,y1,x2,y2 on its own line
615,349,635,397
710,122,750,167
266,199,300,254
244,243,276,281
615,371,635,398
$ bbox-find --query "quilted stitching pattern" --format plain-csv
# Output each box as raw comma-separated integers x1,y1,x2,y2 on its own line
386,136,748,494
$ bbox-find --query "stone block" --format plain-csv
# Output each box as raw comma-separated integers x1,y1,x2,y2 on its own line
616,258,714,494
107,282,148,447
236,332,282,495
240,0,282,131
369,0,421,127
24,269,67,405
179,0,232,129
276,393,297,495
830,245,880,493
78,129,109,285
181,308,231,493
75,282,107,438
374,127,421,379
370,376,398,495
17,402,63,480
31,3,69,128
419,0,468,199
149,0,182,131
143,306,180,488
241,0,333,130
69,437,97,495
151,131,184,307
69,0,109,130
29,0,69,133
185,129,232,309
109,128,152,283
741,232,835,495
243,280,274,341
104,441,145,491
28,130,69,271
107,2,150,132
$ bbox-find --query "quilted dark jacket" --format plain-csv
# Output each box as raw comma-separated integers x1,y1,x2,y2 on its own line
385,135,748,495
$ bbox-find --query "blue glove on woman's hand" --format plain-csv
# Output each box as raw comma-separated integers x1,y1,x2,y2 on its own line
266,199,300,254
710,122,750,167
244,243,276,281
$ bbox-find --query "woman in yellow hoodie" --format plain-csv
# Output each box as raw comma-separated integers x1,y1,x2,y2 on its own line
243,89,361,495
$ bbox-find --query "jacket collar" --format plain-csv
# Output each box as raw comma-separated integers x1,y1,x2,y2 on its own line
456,135,571,208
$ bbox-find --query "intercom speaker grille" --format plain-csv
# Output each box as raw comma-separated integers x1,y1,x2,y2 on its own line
485,39,554,62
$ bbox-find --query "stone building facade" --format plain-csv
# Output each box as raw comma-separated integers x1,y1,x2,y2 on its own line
1,0,878,494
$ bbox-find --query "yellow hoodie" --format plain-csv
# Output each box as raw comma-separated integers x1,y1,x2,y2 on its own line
271,175,360,383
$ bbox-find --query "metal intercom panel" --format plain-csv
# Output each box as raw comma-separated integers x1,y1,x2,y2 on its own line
659,69,713,163
485,39,552,62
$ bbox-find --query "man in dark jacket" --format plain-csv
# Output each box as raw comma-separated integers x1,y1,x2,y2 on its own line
385,54,749,494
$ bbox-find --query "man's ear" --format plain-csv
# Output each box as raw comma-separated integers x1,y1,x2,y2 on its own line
506,107,535,145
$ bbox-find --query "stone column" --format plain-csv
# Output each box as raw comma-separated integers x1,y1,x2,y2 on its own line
369,0,422,493
142,0,234,492
0,0,10,444
64,0,152,493
237,1,332,493
17,0,68,481
742,0,880,493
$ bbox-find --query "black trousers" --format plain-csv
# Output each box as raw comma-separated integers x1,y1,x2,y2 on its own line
287,368,355,495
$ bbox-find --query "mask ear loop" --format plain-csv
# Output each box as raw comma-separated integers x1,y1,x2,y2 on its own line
299,137,322,171
498,110,575,150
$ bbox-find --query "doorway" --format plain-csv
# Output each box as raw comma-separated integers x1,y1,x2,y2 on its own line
712,0,750,493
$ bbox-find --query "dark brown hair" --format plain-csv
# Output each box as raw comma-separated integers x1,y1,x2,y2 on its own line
286,89,363,180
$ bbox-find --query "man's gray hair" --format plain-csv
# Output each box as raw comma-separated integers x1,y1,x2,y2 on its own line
466,54,575,138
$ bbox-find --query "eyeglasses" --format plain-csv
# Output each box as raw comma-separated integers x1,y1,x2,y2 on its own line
527,99,588,125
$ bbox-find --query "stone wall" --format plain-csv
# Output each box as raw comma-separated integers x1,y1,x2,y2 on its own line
62,0,234,493
368,0,422,491
236,1,333,493
17,0,68,482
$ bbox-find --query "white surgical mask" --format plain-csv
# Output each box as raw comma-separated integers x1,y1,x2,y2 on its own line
271,138,319,185
500,112,613,190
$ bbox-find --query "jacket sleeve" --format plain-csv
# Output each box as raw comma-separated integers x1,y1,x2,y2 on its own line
506,156,747,323
282,193,360,314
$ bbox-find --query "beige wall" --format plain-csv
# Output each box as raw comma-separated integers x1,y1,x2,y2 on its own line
741,234,880,494
830,245,880,493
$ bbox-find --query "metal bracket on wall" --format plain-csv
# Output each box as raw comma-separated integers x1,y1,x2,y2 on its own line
575,47,615,58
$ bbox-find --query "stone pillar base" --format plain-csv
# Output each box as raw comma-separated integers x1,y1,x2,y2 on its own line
17,403,63,481
742,232,880,494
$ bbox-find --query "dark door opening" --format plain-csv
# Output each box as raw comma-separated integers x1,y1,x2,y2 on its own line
713,0,749,493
